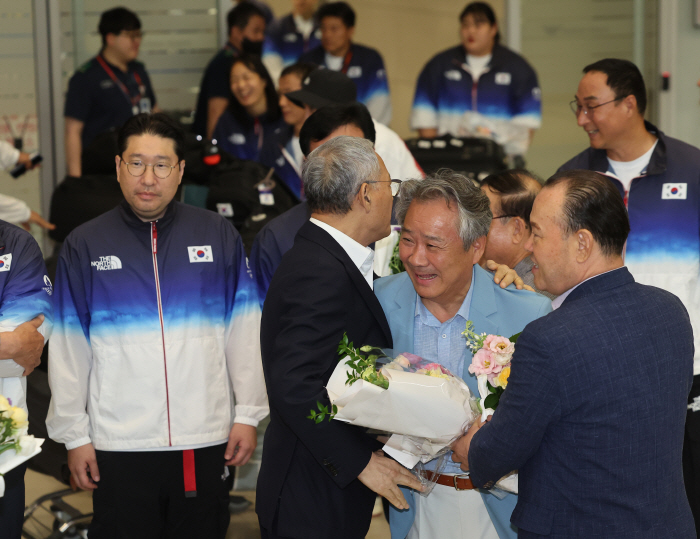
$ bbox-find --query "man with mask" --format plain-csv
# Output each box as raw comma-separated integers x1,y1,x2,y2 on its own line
193,2,267,139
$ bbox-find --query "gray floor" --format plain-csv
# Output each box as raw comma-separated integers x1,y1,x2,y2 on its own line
23,469,390,538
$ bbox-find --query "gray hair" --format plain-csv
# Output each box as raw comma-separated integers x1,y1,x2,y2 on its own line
395,169,492,249
302,136,381,214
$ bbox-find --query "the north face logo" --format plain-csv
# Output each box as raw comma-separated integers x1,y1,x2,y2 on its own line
91,256,122,271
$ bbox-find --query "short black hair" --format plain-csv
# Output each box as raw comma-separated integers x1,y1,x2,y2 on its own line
227,2,266,34
299,103,376,156
459,2,500,45
98,7,141,48
280,62,317,81
583,58,647,115
317,2,356,28
228,53,281,126
117,113,185,162
481,169,541,226
544,169,630,257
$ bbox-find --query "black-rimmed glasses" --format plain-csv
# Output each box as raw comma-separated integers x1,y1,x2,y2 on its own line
569,96,625,117
121,158,180,179
366,179,402,196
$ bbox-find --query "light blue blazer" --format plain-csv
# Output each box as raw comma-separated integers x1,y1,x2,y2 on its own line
373,265,552,539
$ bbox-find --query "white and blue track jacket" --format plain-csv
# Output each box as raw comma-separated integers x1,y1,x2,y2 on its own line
0,221,53,414
559,122,700,375
47,200,268,451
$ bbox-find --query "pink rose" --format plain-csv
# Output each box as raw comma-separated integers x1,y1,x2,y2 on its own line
484,335,514,366
468,349,501,375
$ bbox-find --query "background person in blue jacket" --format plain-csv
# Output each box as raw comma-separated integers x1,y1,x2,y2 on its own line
193,2,267,140
299,1,392,126
46,113,268,539
411,2,541,158
262,0,320,82
0,222,53,539
259,62,317,200
213,54,284,162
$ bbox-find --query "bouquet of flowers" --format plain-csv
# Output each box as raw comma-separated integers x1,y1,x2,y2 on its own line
312,334,479,470
463,321,519,421
0,395,44,497
463,321,520,493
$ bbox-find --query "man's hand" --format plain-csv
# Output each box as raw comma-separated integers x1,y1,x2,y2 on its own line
0,315,45,375
21,210,56,232
67,443,100,490
451,415,487,472
16,152,38,170
224,423,257,466
357,451,424,510
485,260,534,292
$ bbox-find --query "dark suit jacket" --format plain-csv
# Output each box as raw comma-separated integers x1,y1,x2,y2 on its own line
469,268,696,538
256,221,392,539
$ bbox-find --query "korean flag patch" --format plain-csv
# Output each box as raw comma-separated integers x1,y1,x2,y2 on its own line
188,246,213,263
662,183,687,200
0,253,11,272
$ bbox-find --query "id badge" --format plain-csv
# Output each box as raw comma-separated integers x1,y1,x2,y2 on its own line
139,97,152,113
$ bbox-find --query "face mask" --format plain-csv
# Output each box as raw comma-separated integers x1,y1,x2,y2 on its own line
242,38,263,55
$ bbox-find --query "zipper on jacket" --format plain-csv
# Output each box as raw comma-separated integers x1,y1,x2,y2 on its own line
151,221,172,446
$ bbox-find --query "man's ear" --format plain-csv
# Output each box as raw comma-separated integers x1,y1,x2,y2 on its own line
115,155,121,183
471,236,487,264
623,94,638,116
357,182,372,212
511,217,527,244
575,229,594,263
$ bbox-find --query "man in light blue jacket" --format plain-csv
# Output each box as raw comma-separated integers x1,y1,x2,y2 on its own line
374,171,551,539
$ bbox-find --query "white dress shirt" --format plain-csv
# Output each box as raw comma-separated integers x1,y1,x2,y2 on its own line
310,218,375,290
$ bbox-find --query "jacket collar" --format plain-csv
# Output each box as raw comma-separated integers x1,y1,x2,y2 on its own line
561,267,633,308
118,198,178,230
297,221,393,345
585,120,667,176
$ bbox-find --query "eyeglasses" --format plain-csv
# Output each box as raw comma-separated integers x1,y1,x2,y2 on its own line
120,30,143,41
569,96,625,117
121,159,179,179
366,179,402,196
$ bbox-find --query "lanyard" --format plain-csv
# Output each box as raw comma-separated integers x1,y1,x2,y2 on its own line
96,55,144,113
341,49,353,75
253,118,263,151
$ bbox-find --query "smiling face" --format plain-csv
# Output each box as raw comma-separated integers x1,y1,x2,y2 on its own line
231,62,267,113
460,13,497,57
320,16,354,56
574,70,630,152
400,198,483,314
525,184,580,295
279,73,309,131
116,134,184,221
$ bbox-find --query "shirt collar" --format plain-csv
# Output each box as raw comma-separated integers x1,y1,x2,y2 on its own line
309,217,374,289
551,267,624,310
414,266,475,324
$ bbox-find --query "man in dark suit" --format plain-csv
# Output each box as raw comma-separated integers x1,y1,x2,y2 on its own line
257,136,423,539
452,169,696,538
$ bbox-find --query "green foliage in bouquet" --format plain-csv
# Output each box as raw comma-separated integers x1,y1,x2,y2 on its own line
337,333,389,389
388,237,405,275
308,333,390,424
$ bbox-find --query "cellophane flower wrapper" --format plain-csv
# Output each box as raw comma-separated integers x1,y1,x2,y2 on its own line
326,353,480,492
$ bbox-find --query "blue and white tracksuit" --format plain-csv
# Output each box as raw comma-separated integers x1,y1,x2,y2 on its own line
46,200,268,451
411,44,541,156
0,221,53,415
300,43,392,126
559,121,700,374
262,14,321,81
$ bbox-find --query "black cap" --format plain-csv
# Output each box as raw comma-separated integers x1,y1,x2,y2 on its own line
285,69,357,109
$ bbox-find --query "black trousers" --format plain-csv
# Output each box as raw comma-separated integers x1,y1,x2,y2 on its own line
0,463,25,539
89,443,230,539
684,375,700,539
